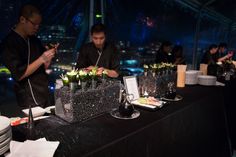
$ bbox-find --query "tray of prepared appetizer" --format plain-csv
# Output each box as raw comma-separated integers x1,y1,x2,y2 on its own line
131,97,167,111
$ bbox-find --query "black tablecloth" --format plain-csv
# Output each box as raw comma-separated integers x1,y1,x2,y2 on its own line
223,78,236,150
12,85,231,157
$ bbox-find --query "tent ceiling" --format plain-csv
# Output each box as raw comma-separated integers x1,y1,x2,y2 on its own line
195,0,236,21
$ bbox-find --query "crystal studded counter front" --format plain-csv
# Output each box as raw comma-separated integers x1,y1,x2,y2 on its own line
55,80,120,123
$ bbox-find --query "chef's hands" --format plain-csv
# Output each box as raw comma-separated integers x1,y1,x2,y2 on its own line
83,66,118,78
227,51,234,59
45,43,60,50
97,67,105,75
40,49,54,63
41,43,59,69
86,66,96,71
85,66,105,75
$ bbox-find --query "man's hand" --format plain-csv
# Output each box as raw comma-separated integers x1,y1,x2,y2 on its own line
97,67,105,75
19,46,58,80
40,48,56,63
227,51,234,58
86,66,96,71
45,43,60,50
41,43,59,69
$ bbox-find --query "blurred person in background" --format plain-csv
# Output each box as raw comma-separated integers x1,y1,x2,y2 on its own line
1,4,58,108
217,43,233,62
172,45,186,65
201,44,219,76
155,41,174,63
217,42,227,58
201,44,218,65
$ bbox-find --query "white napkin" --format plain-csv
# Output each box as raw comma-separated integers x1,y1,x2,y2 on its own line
44,106,55,114
22,106,46,118
6,138,59,157
216,81,225,86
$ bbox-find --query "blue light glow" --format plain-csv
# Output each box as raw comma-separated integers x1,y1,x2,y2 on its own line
176,41,181,45
124,60,138,65
122,67,144,73
72,12,84,29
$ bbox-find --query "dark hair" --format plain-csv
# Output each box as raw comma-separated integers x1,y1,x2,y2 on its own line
161,41,172,47
91,23,106,35
218,42,227,48
18,4,41,20
208,44,218,50
159,41,172,51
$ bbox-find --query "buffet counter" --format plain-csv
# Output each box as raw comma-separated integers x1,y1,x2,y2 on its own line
11,85,231,157
223,77,236,151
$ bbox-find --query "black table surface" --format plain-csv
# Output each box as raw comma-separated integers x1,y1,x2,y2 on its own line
12,85,231,157
223,77,236,150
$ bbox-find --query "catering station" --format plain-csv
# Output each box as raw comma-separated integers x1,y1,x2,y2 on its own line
1,62,235,157
2,0,236,156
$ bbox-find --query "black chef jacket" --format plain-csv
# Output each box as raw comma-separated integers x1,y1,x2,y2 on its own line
201,51,220,76
155,50,174,63
201,51,218,65
2,30,51,108
76,42,120,73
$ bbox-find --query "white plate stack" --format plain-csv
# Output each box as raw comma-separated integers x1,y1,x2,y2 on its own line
198,75,217,86
185,70,202,85
0,116,12,155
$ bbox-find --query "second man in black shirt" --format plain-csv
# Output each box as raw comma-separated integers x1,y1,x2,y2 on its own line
76,24,119,78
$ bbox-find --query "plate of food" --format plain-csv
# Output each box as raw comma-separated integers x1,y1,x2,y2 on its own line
131,97,166,110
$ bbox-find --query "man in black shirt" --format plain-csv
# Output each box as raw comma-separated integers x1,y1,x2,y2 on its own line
217,43,233,62
76,24,119,78
201,44,218,65
2,4,58,108
201,44,219,76
217,43,227,58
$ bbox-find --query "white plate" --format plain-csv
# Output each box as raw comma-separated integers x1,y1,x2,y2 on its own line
0,116,10,134
216,81,225,86
0,136,11,149
22,106,46,118
198,75,216,86
0,125,11,136
185,71,198,85
186,70,203,75
131,100,165,109
0,142,10,155
0,128,11,143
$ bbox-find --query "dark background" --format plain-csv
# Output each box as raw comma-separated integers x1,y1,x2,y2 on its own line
1,0,236,64
0,0,236,98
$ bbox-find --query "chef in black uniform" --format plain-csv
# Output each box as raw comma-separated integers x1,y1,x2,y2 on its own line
1,4,58,108
76,23,120,78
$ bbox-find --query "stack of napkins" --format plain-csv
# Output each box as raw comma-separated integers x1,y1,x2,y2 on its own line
22,106,46,118
6,138,59,157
